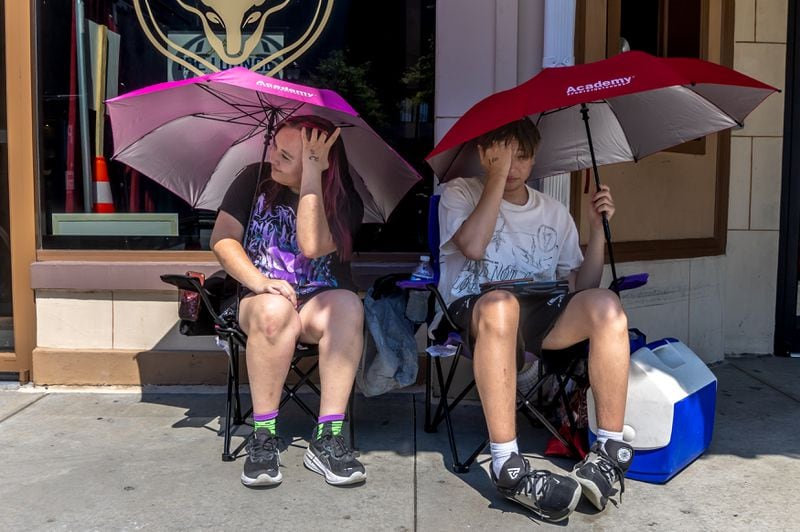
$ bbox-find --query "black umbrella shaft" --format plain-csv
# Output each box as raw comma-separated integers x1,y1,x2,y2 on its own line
235,107,284,322
580,104,618,284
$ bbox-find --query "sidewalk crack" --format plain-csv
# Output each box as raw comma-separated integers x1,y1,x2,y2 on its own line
0,394,48,424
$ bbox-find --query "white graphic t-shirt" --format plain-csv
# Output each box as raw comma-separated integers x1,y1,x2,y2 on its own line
438,177,583,306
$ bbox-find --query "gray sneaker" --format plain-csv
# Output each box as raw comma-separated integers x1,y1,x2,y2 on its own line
241,430,282,487
571,439,634,510
303,422,366,486
491,453,581,522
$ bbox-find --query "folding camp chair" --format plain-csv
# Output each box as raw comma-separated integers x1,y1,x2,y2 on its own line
401,195,647,473
161,272,356,462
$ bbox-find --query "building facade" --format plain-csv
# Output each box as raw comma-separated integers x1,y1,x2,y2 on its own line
0,0,794,385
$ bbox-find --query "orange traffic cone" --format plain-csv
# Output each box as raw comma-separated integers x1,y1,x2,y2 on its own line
93,156,115,213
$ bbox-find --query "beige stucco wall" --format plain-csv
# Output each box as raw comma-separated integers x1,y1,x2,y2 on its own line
723,0,786,354
35,290,218,351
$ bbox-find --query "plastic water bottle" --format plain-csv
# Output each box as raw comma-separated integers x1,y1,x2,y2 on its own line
410,255,435,282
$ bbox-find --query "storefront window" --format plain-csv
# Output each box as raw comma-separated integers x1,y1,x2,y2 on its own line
608,0,707,155
576,0,730,261
0,0,11,350
36,0,435,251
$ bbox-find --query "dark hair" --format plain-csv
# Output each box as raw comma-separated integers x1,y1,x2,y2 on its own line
476,118,541,158
258,115,359,260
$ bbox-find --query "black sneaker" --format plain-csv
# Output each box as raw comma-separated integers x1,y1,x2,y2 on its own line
571,439,634,510
491,453,581,522
241,430,282,487
303,422,366,486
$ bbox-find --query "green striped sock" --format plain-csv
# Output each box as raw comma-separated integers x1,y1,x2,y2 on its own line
254,418,276,434
316,420,344,438
316,414,346,438
253,410,278,434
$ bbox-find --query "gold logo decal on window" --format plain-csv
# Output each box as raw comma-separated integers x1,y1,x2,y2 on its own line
134,0,333,76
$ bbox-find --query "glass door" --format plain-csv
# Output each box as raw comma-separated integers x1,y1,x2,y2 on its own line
776,0,800,356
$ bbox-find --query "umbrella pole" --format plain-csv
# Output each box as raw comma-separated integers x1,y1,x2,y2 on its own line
234,107,282,323
241,108,281,253
580,104,618,284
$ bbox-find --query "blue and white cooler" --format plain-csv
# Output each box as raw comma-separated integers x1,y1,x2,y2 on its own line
587,338,717,483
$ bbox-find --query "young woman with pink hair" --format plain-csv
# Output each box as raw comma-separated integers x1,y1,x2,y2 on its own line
211,115,366,487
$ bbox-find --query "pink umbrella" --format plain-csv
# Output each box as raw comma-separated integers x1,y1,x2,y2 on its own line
106,67,422,223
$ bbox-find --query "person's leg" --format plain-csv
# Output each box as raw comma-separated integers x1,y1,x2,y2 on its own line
237,292,302,487
470,290,520,445
297,289,366,485
239,293,303,413
298,289,364,417
541,288,634,510
541,288,629,432
470,290,581,522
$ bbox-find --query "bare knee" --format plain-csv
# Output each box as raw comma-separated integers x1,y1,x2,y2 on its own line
586,289,628,333
336,291,364,328
303,290,364,345
473,290,520,338
243,294,301,340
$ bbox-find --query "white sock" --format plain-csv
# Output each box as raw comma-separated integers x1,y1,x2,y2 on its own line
490,439,519,478
596,428,624,448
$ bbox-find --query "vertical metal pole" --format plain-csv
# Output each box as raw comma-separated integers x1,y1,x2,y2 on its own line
75,0,94,212
580,103,618,284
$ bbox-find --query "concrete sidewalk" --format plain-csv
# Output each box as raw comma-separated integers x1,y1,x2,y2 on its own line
1,357,798,531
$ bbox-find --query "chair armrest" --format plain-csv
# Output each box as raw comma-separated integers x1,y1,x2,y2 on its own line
396,279,431,290
424,284,461,332
160,273,227,328
160,273,204,292
609,272,648,294
395,279,460,333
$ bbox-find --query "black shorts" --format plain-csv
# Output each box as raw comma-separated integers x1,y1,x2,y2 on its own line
448,289,578,369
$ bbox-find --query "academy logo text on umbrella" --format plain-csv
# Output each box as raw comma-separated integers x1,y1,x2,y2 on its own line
566,76,634,96
255,80,316,99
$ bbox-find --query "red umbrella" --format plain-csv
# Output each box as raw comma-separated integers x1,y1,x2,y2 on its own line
426,50,779,280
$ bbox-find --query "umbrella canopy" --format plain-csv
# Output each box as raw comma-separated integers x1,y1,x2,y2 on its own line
426,50,779,182
107,67,421,223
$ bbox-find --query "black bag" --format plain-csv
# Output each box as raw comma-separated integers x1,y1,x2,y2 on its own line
178,271,238,336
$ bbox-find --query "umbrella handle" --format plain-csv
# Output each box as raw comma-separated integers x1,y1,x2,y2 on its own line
580,104,618,284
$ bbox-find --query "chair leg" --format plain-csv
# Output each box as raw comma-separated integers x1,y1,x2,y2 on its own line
231,343,244,424
515,355,585,459
281,360,318,421
347,390,357,450
430,348,476,428
517,388,579,458
222,347,236,462
424,353,435,433
430,348,462,429
433,356,485,473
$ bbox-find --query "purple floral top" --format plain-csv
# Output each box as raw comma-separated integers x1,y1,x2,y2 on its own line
219,164,362,296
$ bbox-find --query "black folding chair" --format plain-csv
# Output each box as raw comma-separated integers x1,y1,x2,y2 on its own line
161,272,355,462
403,195,647,473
